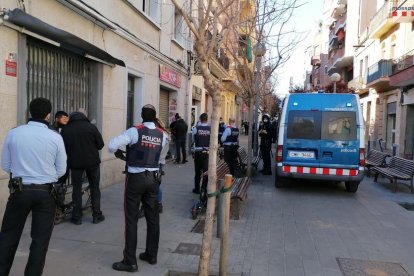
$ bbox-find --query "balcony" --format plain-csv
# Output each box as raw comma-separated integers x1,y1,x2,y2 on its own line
392,0,414,23
368,1,396,39
366,59,395,92
311,54,321,66
348,75,368,94
331,0,347,19
390,49,414,86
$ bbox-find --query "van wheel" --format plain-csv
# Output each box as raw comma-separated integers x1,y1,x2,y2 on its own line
345,181,359,193
275,175,287,188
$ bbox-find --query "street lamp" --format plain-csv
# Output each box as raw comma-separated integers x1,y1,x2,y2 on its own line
330,73,341,93
252,42,266,157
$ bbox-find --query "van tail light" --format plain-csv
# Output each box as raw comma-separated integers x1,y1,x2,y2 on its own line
359,148,365,166
277,145,283,162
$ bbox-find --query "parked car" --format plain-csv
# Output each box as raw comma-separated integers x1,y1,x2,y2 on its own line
275,92,365,192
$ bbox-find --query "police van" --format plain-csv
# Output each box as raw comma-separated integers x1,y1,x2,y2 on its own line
275,92,365,192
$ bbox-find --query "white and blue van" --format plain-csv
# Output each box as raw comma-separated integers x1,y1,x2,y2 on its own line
275,92,365,192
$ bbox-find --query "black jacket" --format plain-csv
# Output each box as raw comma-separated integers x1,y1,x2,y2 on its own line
61,112,104,169
173,118,188,140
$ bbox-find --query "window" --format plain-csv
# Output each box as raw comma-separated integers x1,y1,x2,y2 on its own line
364,55,368,77
128,0,160,24
174,8,185,44
287,111,321,140
359,59,363,77
321,112,356,141
127,76,135,129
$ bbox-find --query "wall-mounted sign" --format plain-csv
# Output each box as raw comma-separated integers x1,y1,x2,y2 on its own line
160,65,181,88
5,60,17,77
192,85,202,101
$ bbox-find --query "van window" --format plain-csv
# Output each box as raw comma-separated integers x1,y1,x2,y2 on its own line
321,112,356,141
287,111,321,139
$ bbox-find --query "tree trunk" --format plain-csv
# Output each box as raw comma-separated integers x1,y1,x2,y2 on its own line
246,98,254,177
198,90,221,276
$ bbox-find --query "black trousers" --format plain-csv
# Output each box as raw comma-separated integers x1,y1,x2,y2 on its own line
194,152,209,192
0,186,56,276
260,143,272,172
223,146,238,176
123,172,159,265
175,139,187,162
71,165,102,219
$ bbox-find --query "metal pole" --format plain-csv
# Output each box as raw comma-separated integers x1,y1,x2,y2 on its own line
333,81,337,93
253,56,262,157
219,174,232,276
217,179,224,238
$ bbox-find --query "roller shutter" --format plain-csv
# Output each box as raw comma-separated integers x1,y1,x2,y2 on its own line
159,89,169,127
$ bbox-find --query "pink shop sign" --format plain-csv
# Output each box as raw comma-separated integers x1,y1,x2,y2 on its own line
160,65,181,88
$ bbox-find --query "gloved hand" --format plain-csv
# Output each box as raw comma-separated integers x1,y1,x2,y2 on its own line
114,149,126,161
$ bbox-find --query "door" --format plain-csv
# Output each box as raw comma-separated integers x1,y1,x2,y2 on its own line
320,111,359,168
285,110,321,166
159,89,169,128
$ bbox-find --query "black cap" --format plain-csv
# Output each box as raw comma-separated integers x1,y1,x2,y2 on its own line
55,111,68,118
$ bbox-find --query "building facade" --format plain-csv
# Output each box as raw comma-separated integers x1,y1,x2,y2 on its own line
0,0,191,214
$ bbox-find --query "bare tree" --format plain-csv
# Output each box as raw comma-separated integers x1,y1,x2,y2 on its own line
171,0,303,274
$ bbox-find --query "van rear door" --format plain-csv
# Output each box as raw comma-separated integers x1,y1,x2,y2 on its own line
320,111,359,168
285,110,321,166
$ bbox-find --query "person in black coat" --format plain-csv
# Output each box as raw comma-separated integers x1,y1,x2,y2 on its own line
258,114,276,175
172,114,188,164
61,111,105,225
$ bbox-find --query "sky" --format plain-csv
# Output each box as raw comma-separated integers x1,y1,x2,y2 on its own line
274,0,324,96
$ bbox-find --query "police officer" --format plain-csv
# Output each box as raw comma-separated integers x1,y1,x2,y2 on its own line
192,113,210,194
0,98,67,276
218,117,226,146
109,104,167,272
258,114,276,175
221,118,240,175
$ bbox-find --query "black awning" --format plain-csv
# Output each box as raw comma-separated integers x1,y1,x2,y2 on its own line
5,8,125,67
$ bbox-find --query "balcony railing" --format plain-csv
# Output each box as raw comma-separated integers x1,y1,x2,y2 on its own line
216,48,229,70
367,59,393,84
348,75,367,91
392,49,414,74
368,1,393,38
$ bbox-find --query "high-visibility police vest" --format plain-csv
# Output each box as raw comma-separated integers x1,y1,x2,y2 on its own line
194,125,211,148
224,126,239,144
127,125,163,168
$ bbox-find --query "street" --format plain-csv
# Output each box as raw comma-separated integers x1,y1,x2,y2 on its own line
9,136,414,276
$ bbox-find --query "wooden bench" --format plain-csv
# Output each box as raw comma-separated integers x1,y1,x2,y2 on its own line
372,156,414,193
365,149,389,177
203,160,251,219
237,146,260,173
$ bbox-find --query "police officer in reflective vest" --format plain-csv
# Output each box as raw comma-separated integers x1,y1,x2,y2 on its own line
109,104,167,272
221,118,240,175
191,113,210,194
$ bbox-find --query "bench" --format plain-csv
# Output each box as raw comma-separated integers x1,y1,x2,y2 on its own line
365,150,389,177
237,146,260,173
372,156,414,193
203,160,251,219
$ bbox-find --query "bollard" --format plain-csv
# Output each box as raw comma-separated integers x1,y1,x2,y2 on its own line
219,174,232,276
217,179,224,238
393,144,399,157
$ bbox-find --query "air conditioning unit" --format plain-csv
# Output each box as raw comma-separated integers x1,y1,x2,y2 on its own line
397,61,405,71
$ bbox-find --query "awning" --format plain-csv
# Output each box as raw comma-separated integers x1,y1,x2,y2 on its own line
4,8,125,67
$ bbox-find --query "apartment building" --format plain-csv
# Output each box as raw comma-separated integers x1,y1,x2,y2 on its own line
352,0,414,157
326,0,358,89
0,0,191,213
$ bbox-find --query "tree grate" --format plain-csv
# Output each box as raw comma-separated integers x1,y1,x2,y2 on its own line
336,257,410,276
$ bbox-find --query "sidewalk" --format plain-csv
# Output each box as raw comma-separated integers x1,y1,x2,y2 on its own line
10,135,414,275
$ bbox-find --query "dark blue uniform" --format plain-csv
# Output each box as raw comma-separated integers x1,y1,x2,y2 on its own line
221,126,240,175
193,124,211,193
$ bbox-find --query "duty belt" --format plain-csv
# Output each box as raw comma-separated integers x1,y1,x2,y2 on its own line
23,183,53,192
